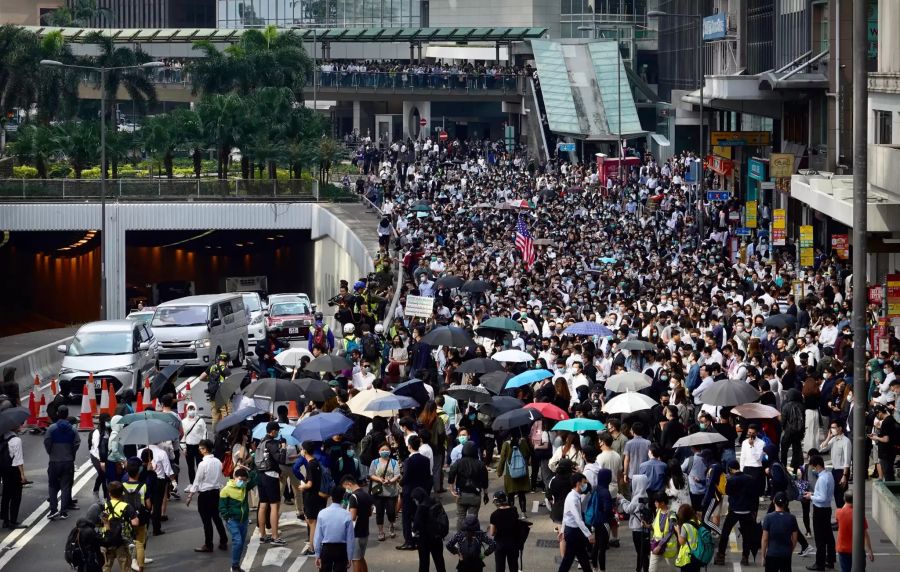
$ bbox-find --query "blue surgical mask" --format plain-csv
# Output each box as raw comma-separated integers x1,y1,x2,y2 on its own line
579,483,589,494
234,479,246,489
379,451,391,459
346,450,355,458
458,436,468,445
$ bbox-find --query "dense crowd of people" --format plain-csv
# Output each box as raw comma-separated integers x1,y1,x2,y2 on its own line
2,134,898,572
318,61,526,90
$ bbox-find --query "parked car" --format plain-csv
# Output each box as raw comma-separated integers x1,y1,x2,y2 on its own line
265,292,314,311
266,300,314,340
152,294,248,369
241,292,266,346
57,320,159,400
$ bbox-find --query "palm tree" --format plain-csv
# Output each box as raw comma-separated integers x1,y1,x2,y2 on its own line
244,88,294,178
170,108,206,179
11,123,55,178
318,137,340,184
104,128,133,179
197,94,246,179
187,41,233,97
53,121,99,179
141,113,179,178
42,0,113,26
83,32,157,123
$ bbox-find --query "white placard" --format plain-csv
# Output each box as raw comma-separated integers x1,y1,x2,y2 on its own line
405,295,435,318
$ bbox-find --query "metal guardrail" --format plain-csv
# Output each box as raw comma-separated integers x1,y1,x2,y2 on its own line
358,193,403,333
0,178,361,202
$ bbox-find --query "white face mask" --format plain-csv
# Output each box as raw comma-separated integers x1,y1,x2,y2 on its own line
188,410,197,418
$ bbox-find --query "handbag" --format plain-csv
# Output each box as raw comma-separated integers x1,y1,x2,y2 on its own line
370,460,389,496
222,451,235,478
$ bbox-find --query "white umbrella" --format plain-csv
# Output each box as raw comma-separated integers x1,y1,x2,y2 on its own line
275,347,314,369
491,349,535,363
601,391,657,414
347,389,396,418
605,371,652,393
672,432,728,448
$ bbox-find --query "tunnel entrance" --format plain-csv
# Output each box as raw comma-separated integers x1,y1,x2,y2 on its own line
0,229,314,336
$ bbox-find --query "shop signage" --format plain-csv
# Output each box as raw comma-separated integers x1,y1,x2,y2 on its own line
888,274,900,318
769,153,795,178
869,285,884,305
772,208,786,246
799,224,814,267
830,234,849,260
745,201,757,228
703,13,727,41
710,131,772,147
557,143,576,152
706,155,734,176
707,190,730,201
735,227,751,236
748,158,767,181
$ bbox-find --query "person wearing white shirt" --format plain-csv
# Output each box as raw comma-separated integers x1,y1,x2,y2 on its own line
139,443,176,535
819,322,838,348
186,439,228,552
181,402,208,486
1,428,24,528
692,366,715,405
418,440,434,473
351,368,375,391
559,474,594,572
739,425,766,500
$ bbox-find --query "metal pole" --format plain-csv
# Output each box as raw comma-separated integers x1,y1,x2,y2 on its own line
313,29,317,112
851,0,868,566
618,25,622,184
100,67,108,320
697,16,705,241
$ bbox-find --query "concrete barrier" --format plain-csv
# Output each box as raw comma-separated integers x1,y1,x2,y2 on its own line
0,335,73,398
873,480,900,551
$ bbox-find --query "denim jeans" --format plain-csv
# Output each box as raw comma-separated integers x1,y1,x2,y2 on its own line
226,519,248,567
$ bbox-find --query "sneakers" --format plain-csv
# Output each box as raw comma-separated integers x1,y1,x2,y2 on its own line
713,553,726,566
799,546,816,557
131,561,140,572
169,492,181,501
47,510,60,521
260,535,273,544
58,512,69,520
270,537,286,546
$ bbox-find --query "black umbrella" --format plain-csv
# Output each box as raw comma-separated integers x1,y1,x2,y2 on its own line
460,280,491,293
435,275,464,289
478,396,524,417
120,411,182,431
215,372,249,408
242,378,304,402
297,378,336,402
480,371,513,394
618,339,657,352
446,384,493,404
307,354,353,373
698,379,760,407
0,407,29,433
455,358,505,375
420,326,476,348
393,379,430,405
764,314,796,330
118,419,180,445
150,363,183,398
215,407,265,433
492,407,543,431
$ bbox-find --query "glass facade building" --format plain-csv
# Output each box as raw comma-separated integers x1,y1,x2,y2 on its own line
216,0,422,29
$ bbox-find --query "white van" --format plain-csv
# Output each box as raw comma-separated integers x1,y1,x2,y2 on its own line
151,294,249,369
241,292,266,346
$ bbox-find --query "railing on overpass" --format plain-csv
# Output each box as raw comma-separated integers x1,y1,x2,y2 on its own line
0,178,360,202
85,70,526,96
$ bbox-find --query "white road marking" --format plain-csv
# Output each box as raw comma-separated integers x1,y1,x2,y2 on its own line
241,533,262,570
287,556,309,572
0,463,95,568
733,562,742,572
262,546,293,567
531,500,540,514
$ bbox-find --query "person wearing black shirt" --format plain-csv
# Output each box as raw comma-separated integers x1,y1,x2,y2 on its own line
299,443,326,556
343,476,374,572
488,492,521,572
399,436,431,550
871,406,899,481
714,415,738,466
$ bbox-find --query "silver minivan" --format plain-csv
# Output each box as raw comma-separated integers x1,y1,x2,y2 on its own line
152,294,249,369
57,320,159,400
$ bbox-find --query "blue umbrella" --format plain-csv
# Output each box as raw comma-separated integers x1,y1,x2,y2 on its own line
215,407,265,433
551,418,606,432
365,394,420,412
506,369,553,389
563,322,614,337
393,379,430,404
291,412,354,443
599,257,618,264
252,421,300,446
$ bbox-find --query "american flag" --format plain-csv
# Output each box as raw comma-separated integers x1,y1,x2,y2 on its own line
515,217,536,270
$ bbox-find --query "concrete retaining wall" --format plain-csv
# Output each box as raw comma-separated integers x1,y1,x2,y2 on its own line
0,334,73,398
873,480,900,551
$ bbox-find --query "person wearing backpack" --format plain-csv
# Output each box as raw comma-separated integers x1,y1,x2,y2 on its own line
298,441,328,556
446,514,496,572
100,481,140,572
255,422,288,546
674,504,714,572
496,430,530,514
760,492,799,572
412,486,449,572
308,312,335,353
121,458,152,572
89,413,112,501
65,514,105,572
359,324,383,377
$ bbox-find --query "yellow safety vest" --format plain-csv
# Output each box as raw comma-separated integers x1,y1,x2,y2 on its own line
651,509,678,558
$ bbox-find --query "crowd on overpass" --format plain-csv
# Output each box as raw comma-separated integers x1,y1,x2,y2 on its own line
317,61,527,90
2,135,897,572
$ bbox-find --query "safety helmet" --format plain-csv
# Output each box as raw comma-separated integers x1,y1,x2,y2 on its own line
374,324,384,334
343,323,356,335
314,311,324,321
353,280,366,290
217,352,229,362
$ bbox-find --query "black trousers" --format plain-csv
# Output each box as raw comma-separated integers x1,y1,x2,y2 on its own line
558,526,592,572
632,529,650,572
494,541,518,572
150,477,167,534
764,555,792,572
417,539,447,572
717,511,754,557
185,445,202,485
47,461,74,513
0,466,22,524
832,469,846,508
198,489,227,547
879,452,896,482
401,491,415,545
812,505,836,567
320,543,348,572
89,455,107,497
591,524,609,570
780,432,803,470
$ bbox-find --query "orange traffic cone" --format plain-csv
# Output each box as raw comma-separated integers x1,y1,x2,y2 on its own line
287,399,300,421
36,393,50,428
26,376,40,427
78,384,94,431
50,377,59,397
107,385,118,417
99,379,110,414
87,373,98,414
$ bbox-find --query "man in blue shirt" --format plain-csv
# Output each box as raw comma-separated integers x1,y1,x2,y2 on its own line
637,444,667,493
803,455,835,571
313,485,354,572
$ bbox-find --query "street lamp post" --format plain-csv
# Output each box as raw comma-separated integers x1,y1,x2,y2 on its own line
40,59,164,320
648,10,705,240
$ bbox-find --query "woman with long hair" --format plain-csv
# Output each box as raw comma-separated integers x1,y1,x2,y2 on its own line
801,377,821,452
552,377,571,413
418,401,447,491
549,433,585,472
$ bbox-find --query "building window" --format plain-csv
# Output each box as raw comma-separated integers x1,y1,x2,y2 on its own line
875,110,893,144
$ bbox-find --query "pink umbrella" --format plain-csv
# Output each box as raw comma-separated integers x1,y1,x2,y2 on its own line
732,403,780,419
524,402,569,421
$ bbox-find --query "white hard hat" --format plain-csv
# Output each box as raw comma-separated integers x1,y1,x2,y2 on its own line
374,324,385,334
343,323,356,335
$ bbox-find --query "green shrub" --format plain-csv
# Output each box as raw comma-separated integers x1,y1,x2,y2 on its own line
12,165,38,179
47,163,73,179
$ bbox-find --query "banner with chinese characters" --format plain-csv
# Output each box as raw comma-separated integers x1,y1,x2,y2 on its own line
745,201,757,228
772,209,786,245
769,153,795,178
830,234,849,259
799,225,814,267
888,274,900,318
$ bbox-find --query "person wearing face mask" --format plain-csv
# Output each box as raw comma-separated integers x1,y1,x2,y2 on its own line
186,439,227,554
181,402,208,486
803,455,836,571
219,467,257,572
557,473,595,572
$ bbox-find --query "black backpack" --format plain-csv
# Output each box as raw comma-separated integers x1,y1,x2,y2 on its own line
429,501,450,540
362,334,381,362
65,524,101,571
456,534,484,562
101,501,132,548
0,434,14,470
122,482,150,526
